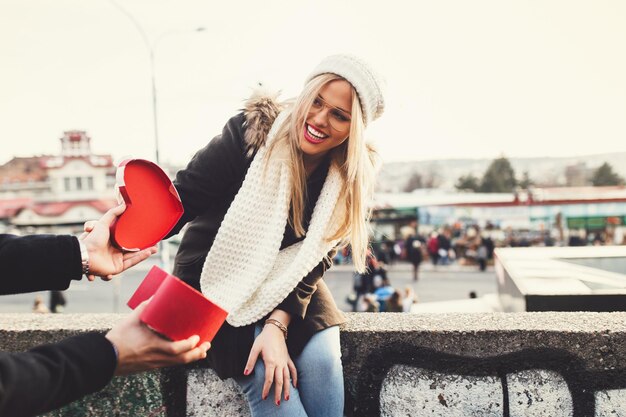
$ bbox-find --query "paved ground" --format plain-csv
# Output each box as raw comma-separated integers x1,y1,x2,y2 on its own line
0,258,498,314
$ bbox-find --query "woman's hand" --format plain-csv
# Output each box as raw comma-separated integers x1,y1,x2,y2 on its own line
244,320,298,406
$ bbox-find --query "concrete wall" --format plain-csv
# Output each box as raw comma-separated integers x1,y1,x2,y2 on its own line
1,312,625,416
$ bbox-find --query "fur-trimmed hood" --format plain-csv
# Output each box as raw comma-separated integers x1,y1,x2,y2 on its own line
242,89,284,157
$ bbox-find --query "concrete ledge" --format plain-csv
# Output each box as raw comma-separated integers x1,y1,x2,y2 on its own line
2,312,626,416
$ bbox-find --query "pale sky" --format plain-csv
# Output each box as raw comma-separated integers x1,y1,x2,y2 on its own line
1,0,625,167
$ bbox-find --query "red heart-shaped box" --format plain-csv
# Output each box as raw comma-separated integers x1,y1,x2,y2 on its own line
111,159,184,251
128,266,228,344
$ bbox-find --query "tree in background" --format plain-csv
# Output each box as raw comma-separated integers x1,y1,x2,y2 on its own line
422,168,442,189
403,172,424,192
455,174,480,192
518,171,534,189
479,157,517,193
404,169,442,191
591,162,625,186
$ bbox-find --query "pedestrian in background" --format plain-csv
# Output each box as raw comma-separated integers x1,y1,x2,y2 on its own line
49,290,66,313
32,296,49,314
385,290,404,312
477,239,488,271
427,232,440,266
363,294,380,313
404,229,424,282
374,277,395,312
402,286,419,312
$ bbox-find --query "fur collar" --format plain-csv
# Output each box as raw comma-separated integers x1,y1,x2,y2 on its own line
242,89,283,157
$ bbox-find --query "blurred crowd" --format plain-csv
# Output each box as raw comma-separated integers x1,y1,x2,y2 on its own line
366,220,625,273
338,218,625,314
345,253,418,313
365,222,496,274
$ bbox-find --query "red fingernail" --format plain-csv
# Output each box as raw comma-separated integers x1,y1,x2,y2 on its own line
243,369,250,376
262,395,267,401
286,395,290,401
276,400,280,406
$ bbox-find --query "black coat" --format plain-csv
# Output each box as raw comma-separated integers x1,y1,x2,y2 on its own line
168,111,346,379
404,236,424,265
0,234,116,417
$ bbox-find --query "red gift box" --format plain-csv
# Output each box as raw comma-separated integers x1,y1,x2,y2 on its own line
111,159,184,251
128,266,228,344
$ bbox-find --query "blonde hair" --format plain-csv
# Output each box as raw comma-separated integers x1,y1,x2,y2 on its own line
266,73,380,273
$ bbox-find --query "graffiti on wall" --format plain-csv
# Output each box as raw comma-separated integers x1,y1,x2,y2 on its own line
347,345,626,416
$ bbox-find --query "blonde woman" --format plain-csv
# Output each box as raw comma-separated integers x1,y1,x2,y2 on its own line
166,54,384,416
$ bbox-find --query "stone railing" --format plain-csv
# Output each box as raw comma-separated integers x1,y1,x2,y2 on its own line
1,312,625,416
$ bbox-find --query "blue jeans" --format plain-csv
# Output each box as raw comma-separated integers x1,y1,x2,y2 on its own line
234,325,344,417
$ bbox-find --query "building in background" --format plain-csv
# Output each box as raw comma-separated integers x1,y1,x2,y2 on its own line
371,187,626,245
564,162,591,187
0,130,117,234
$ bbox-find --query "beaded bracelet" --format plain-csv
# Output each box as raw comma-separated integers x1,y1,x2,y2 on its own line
265,318,288,340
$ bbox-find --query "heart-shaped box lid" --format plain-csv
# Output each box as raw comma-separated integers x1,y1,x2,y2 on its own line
111,159,184,251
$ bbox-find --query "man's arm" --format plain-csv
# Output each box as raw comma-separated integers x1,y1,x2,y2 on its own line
0,205,156,295
0,302,211,417
0,332,116,417
0,234,82,295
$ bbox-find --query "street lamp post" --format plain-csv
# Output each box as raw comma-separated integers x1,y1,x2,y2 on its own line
147,28,205,165
108,0,203,272
108,0,204,164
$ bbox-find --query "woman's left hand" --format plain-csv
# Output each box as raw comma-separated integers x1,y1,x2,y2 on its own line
244,323,298,406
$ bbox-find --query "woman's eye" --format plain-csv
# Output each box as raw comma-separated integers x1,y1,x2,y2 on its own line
332,110,350,122
312,98,322,108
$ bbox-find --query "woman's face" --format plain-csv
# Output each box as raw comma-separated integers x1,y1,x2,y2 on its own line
300,79,353,161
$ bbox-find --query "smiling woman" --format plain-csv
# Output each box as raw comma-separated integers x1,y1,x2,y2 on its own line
162,54,385,416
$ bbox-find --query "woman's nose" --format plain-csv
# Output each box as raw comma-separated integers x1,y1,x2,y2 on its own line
311,108,329,127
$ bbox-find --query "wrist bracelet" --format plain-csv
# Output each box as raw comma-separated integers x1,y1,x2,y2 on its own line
265,318,288,340
78,240,90,276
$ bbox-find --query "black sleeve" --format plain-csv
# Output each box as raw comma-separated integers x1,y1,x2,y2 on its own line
275,250,336,319
166,113,249,238
0,333,117,417
0,234,82,295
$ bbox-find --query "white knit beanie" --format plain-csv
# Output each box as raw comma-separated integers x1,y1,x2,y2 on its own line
306,54,385,126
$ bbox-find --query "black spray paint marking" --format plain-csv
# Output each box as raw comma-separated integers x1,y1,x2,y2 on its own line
347,344,626,417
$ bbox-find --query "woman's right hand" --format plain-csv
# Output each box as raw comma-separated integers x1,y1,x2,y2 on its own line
244,324,298,406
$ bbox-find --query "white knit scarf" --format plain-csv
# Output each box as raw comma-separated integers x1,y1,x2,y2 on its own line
199,111,343,327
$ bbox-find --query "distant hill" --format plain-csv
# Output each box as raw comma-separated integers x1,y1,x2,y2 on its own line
378,152,626,192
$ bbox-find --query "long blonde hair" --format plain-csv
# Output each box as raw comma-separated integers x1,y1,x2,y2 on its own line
266,74,379,273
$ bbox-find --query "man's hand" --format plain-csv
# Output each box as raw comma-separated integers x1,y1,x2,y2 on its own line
105,301,211,375
80,205,157,280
